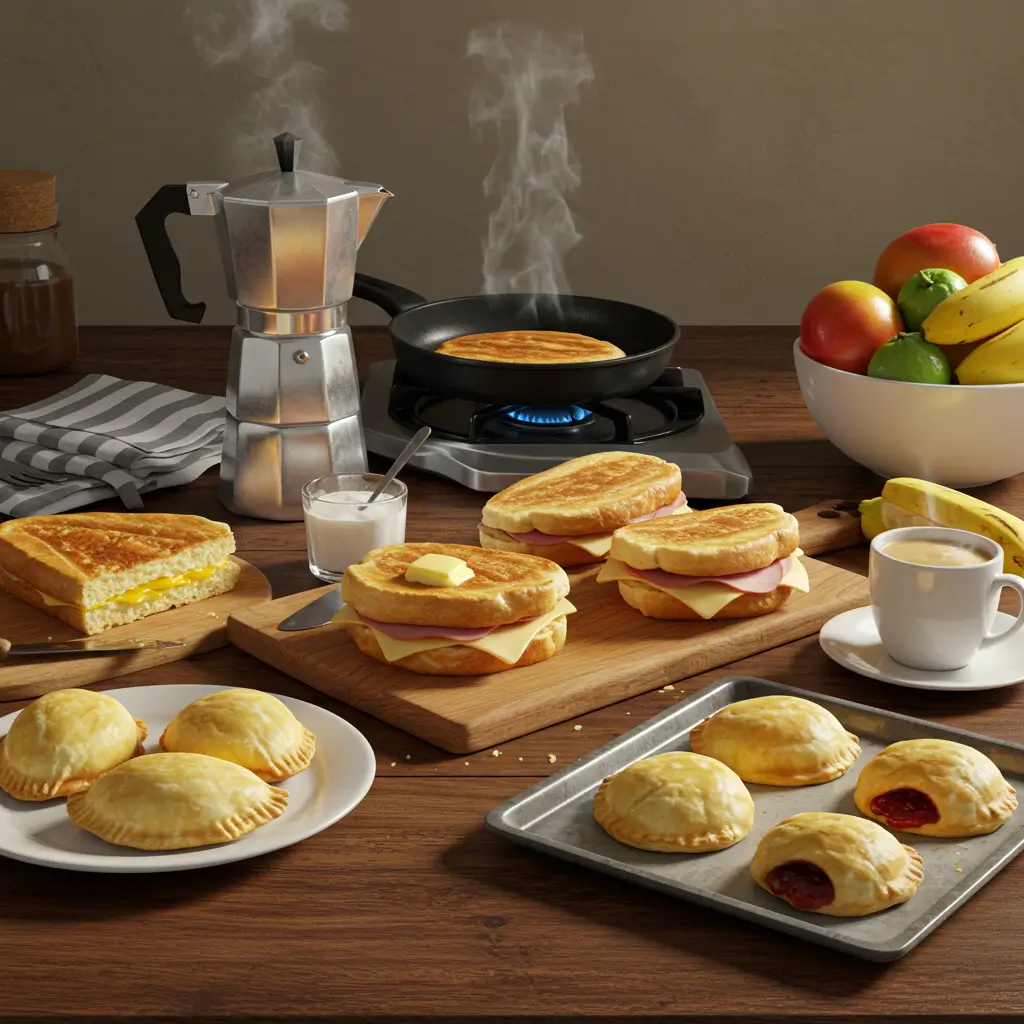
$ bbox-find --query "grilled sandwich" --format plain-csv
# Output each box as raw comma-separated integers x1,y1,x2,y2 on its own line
435,330,625,363
479,452,688,567
596,503,809,619
0,513,240,635
337,542,574,675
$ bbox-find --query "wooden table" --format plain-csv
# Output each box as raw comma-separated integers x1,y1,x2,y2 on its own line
1,327,1021,1024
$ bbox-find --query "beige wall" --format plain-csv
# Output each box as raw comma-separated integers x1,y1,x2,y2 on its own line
2,0,1023,327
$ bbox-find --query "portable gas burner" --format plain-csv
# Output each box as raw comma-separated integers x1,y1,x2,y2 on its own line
361,360,752,498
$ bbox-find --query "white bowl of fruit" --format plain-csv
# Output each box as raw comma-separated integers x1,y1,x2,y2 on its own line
795,222,1024,488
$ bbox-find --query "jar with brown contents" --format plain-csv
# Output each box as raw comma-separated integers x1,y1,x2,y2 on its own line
0,170,78,376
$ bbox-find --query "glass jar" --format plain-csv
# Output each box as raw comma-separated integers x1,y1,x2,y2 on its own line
0,170,79,376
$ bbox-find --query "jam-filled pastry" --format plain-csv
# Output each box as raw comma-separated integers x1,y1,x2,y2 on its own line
854,738,1017,838
751,811,924,917
689,695,861,786
160,688,315,782
66,752,289,851
0,689,147,801
593,750,754,852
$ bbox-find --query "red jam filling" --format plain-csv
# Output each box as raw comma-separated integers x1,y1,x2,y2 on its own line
870,788,940,830
765,860,835,911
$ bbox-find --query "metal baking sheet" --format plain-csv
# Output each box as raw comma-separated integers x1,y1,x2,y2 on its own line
484,677,1024,961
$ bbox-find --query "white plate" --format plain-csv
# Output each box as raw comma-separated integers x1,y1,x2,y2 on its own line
819,606,1024,692
0,684,376,873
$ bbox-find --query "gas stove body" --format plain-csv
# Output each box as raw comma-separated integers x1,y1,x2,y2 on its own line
362,360,752,499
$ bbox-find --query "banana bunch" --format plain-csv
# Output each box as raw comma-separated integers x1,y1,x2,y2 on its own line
922,257,1024,382
859,477,1024,576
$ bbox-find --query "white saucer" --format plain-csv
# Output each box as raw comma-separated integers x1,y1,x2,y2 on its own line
819,606,1024,692
0,684,376,873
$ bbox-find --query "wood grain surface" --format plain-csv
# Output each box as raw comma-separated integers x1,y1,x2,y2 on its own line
0,558,271,700
1,326,1022,1023
228,557,868,753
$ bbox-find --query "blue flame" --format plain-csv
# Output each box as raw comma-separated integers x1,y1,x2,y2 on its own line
504,405,590,426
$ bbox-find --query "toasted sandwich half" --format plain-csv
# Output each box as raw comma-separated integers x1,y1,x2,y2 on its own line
338,542,574,676
0,513,241,635
479,452,688,567
596,503,809,619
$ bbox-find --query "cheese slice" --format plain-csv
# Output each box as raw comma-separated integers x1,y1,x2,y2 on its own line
336,597,577,665
596,550,809,620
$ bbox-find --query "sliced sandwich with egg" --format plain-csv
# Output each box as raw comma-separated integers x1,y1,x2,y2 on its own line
596,502,809,619
337,542,574,675
479,452,688,567
0,512,240,635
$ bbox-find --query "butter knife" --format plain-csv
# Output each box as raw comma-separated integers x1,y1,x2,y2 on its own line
277,587,342,631
0,637,184,660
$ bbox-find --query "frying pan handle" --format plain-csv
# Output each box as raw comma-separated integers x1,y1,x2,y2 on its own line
353,274,428,317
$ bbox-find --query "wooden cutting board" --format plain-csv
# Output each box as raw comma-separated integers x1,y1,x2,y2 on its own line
227,556,868,754
0,558,272,701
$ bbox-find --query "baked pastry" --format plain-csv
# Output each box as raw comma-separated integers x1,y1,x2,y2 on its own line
160,688,315,782
65,752,289,851
689,695,861,786
854,738,1017,837
750,812,924,917
593,751,754,852
0,688,147,801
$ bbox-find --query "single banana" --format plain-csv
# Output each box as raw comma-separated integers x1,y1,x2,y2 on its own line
876,477,1024,575
859,497,885,540
955,319,1024,384
922,256,1024,345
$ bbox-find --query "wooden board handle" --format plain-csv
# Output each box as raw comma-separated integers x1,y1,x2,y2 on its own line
0,638,10,662
793,500,866,557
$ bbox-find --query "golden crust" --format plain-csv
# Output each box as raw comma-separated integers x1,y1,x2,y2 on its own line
750,811,924,917
616,578,792,619
65,752,289,851
0,689,147,801
435,330,625,364
345,615,566,676
480,452,682,536
341,542,569,629
593,751,754,853
854,738,1017,838
610,502,799,577
160,688,316,782
0,513,234,608
478,525,607,567
689,696,861,786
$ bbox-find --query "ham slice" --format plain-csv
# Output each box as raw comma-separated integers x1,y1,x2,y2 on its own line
358,613,539,641
628,556,792,594
495,493,688,545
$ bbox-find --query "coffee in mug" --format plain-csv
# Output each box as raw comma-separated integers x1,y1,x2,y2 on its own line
869,526,1024,671
881,538,989,568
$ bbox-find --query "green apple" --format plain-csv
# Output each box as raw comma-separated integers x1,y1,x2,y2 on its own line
867,332,952,384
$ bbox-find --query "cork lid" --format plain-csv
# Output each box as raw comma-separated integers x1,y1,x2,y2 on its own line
0,170,59,233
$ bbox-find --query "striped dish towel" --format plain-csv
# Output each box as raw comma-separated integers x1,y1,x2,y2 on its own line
0,374,225,518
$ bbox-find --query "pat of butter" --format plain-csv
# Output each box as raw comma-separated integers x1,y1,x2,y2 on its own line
405,554,475,587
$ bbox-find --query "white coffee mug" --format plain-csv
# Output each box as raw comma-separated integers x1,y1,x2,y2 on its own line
869,526,1024,671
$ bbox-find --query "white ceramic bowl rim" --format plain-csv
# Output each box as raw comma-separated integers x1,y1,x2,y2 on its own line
792,337,1024,391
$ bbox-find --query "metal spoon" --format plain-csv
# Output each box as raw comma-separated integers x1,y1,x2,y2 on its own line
277,426,432,631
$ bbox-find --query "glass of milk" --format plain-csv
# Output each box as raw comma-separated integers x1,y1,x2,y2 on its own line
301,473,408,583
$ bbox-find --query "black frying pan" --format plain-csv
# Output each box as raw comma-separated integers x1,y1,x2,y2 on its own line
352,274,680,406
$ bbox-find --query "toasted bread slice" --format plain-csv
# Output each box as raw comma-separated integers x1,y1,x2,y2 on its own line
616,578,793,619
481,453,682,536
0,513,235,610
346,614,567,675
341,542,570,629
478,525,604,568
611,503,799,577
435,330,625,364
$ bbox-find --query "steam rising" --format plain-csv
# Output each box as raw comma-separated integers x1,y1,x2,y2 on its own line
467,25,594,301
186,0,349,171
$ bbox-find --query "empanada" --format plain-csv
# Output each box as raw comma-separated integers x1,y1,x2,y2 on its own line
593,750,754,852
751,811,924,917
66,752,288,851
689,695,861,786
160,688,315,782
854,738,1017,838
0,688,147,801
